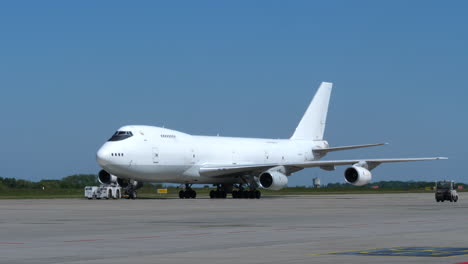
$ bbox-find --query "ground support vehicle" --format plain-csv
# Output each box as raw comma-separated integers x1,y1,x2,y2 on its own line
84,186,98,199
97,185,121,199
435,180,458,202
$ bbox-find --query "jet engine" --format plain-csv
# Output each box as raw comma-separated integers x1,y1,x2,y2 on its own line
98,170,118,184
258,171,288,190
344,166,372,186
98,170,143,189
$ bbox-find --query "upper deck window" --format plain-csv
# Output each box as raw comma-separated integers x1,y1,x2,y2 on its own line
108,131,133,141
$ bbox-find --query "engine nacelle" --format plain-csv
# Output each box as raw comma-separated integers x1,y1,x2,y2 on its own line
258,171,288,190
98,170,143,189
344,166,372,186
98,170,117,184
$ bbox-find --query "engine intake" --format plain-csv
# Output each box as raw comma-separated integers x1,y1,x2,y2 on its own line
98,170,117,184
259,171,288,190
344,166,372,186
98,170,142,189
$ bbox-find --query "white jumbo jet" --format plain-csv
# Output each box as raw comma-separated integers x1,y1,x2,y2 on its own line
96,82,446,199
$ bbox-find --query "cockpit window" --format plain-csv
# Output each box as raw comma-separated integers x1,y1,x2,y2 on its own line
108,131,133,141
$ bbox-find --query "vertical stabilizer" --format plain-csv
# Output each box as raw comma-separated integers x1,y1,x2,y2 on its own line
291,82,332,140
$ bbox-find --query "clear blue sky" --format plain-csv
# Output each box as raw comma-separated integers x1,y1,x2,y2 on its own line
0,1,466,186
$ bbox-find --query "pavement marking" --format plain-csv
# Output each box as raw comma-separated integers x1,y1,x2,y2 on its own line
314,247,468,258
272,228,297,231
226,230,257,234
124,236,161,239
179,233,211,236
64,239,105,243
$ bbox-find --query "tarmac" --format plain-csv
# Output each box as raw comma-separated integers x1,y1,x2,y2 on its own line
0,193,467,264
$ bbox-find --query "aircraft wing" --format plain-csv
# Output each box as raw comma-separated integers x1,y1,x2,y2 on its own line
199,157,447,177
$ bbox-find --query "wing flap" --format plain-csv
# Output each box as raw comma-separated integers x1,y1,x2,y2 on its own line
313,143,387,154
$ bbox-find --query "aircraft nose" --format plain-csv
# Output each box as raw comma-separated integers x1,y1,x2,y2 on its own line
96,146,110,167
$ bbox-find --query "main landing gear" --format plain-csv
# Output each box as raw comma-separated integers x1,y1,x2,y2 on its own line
209,184,261,199
179,184,196,199
232,189,261,199
209,189,227,199
232,184,261,199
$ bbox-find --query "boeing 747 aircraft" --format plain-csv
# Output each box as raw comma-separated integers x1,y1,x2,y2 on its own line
96,82,446,199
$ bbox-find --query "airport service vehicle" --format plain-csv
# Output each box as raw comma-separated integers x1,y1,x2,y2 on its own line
435,180,458,202
84,186,98,199
96,82,447,199
97,185,121,199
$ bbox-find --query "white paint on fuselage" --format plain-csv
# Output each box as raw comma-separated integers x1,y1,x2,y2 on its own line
96,125,328,184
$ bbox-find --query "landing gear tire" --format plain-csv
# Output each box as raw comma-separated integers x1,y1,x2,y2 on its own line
130,191,137,200
209,190,215,199
255,190,261,199
180,185,197,199
232,189,261,199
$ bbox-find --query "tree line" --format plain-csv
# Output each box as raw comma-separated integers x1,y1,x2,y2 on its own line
0,174,97,190
0,175,465,190
326,181,467,189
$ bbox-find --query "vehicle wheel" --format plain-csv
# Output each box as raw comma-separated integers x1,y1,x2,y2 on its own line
255,190,261,199
441,199,444,202
209,190,215,199
191,190,197,199
232,191,238,199
131,191,137,200
107,190,112,199
436,199,440,202
179,190,185,199
242,191,249,199
116,190,120,199
88,198,92,200
222,191,227,199
184,190,191,199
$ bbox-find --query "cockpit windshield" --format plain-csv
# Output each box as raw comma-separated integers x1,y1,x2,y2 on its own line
108,131,133,141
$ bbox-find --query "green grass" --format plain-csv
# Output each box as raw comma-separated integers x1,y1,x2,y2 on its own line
0,186,455,199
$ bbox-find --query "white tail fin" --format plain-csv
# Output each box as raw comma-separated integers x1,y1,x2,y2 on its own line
291,82,332,141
